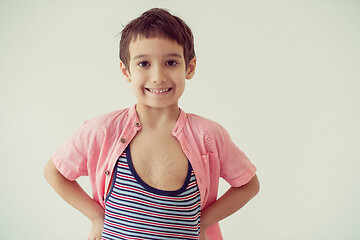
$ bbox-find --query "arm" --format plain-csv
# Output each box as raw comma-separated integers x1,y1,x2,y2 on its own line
200,175,260,239
43,159,105,240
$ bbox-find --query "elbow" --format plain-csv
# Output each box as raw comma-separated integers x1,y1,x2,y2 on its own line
254,176,260,196
43,158,56,183
250,174,260,198
43,159,51,182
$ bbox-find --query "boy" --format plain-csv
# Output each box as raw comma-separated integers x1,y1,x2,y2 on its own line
44,8,259,240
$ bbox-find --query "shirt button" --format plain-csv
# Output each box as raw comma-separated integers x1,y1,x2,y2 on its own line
120,138,126,143
104,170,110,176
135,122,141,127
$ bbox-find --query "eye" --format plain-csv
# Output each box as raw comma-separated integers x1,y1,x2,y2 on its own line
166,60,178,66
138,61,150,67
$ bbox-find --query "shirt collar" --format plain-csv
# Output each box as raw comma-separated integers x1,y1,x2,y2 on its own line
128,104,186,136
172,107,186,137
128,105,142,132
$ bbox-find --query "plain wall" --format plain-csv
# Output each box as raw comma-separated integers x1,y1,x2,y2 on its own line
1,0,359,239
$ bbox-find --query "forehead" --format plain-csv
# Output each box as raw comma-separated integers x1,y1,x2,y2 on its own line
128,37,184,60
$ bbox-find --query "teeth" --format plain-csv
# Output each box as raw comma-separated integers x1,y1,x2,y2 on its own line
148,88,170,93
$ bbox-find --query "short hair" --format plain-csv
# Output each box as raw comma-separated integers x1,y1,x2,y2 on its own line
119,8,195,70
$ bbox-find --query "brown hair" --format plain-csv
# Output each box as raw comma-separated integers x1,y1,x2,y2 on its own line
119,8,195,70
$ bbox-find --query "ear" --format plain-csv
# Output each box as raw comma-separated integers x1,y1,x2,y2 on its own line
120,61,131,82
185,57,196,80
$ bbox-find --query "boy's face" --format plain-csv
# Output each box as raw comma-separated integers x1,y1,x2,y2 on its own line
120,37,196,110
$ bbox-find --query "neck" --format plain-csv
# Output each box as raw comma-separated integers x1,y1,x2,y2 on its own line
135,104,180,130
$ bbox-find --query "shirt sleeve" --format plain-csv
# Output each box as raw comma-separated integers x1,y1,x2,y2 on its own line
52,121,90,181
218,125,256,187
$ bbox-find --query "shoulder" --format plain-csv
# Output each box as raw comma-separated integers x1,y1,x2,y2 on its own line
83,108,130,128
183,112,231,149
182,111,233,156
77,107,131,139
185,112,227,135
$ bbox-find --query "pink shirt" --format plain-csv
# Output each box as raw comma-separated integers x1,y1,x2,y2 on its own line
52,105,256,239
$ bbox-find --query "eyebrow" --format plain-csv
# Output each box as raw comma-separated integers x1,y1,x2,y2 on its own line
132,53,183,61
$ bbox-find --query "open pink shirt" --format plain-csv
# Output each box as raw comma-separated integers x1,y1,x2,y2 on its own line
52,105,256,239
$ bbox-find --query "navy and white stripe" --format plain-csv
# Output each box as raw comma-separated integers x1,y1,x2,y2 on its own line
101,146,201,240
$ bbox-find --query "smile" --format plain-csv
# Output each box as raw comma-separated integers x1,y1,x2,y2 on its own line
146,88,172,93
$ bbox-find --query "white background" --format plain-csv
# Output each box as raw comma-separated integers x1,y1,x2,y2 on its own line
1,0,359,239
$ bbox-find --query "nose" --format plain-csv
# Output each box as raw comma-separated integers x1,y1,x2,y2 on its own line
150,64,167,83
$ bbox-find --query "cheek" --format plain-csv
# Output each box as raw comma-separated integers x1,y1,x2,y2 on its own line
175,78,186,92
131,76,148,95
132,81,144,93
130,73,145,85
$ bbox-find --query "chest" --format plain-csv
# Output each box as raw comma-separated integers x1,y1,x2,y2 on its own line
102,154,201,239
129,129,189,191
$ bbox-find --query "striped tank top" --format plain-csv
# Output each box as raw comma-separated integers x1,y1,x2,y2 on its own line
101,146,201,240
